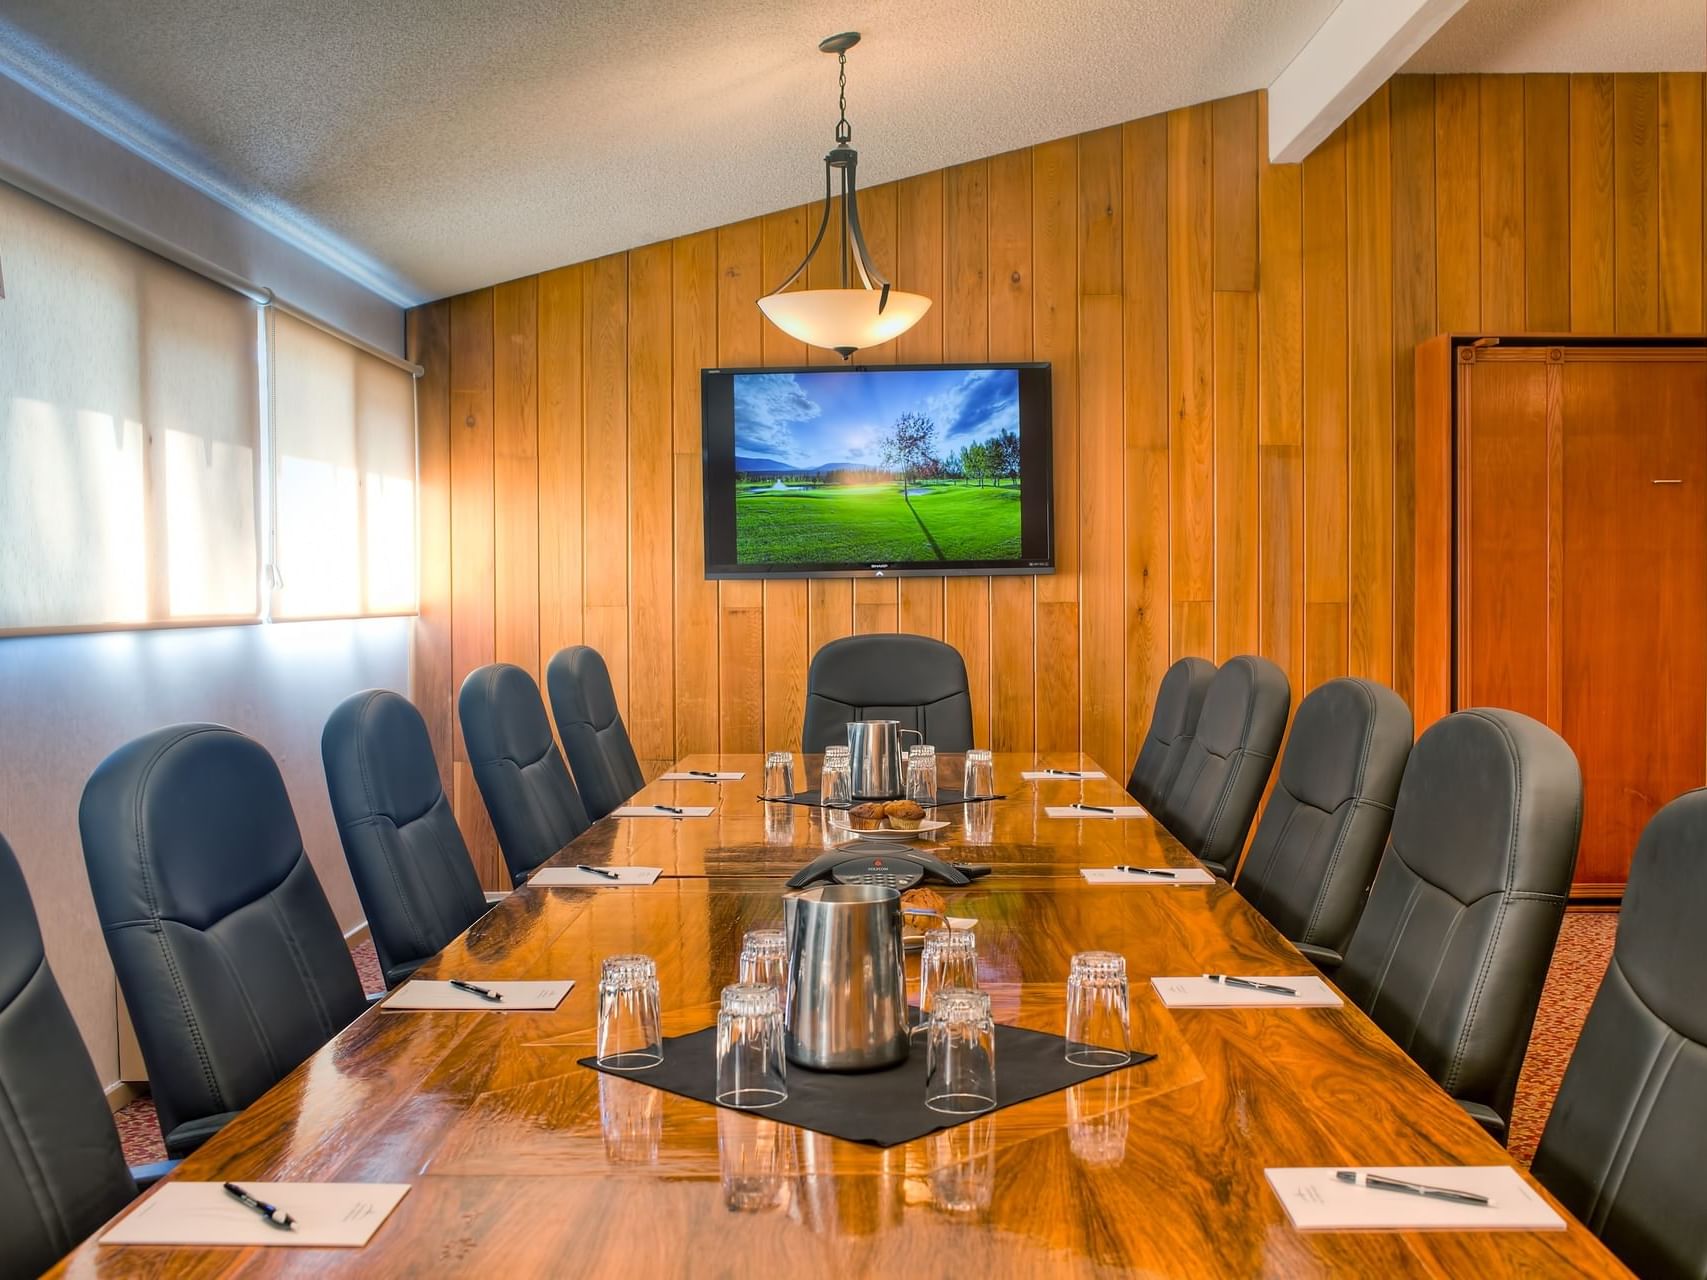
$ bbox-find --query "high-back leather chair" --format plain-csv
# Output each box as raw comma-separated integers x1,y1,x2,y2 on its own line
1235,678,1413,971
0,832,138,1280
462,662,592,880
1157,654,1291,877
1532,789,1707,1277
1337,708,1581,1141
800,634,974,754
322,690,489,986
79,724,369,1158
1127,657,1215,815
544,646,645,823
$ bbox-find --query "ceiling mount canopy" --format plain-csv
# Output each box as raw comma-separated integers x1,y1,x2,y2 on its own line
757,31,931,361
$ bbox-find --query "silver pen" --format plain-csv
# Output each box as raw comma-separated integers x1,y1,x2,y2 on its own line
1204,973,1296,996
1334,1170,1490,1206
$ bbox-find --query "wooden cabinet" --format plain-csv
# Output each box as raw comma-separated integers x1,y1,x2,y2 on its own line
1416,337,1707,896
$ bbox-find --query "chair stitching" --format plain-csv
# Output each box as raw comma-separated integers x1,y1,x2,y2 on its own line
1303,798,1357,941
262,865,339,1037
1588,1027,1684,1234
203,922,288,1084
1363,868,1425,1013
1243,793,1304,913
0,959,77,1248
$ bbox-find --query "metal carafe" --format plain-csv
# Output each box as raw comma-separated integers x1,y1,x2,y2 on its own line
844,719,923,800
783,884,910,1071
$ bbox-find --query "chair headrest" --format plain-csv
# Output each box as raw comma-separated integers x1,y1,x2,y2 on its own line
806,634,970,706
322,690,443,828
460,664,555,765
1278,678,1413,814
1193,654,1290,757
545,646,621,731
1148,657,1216,745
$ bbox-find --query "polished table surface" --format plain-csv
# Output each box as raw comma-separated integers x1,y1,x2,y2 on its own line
55,754,1628,1278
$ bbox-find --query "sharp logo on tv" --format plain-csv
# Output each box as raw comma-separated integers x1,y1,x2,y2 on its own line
701,363,1054,579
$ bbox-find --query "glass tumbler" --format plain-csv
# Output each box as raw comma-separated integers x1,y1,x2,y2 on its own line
925,988,997,1115
905,745,938,806
597,954,662,1070
962,748,996,800
738,928,788,993
918,928,979,1033
1065,950,1131,1067
715,983,787,1109
763,751,796,800
820,752,853,811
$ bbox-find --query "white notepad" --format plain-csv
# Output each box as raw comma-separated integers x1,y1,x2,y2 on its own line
611,804,716,818
1265,1166,1565,1232
380,980,574,1011
1151,975,1342,1007
1046,804,1148,820
1081,867,1216,885
658,770,745,781
101,1182,411,1247
1021,769,1107,780
530,865,663,886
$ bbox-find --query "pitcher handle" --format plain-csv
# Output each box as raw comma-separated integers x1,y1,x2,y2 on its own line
898,728,925,750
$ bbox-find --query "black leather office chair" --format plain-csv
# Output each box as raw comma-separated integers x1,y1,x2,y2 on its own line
1127,656,1215,815
1531,789,1707,1278
800,634,975,754
79,724,369,1159
1337,708,1581,1142
322,689,490,986
1156,654,1291,877
0,832,141,1280
462,662,592,880
544,646,646,823
1234,678,1413,972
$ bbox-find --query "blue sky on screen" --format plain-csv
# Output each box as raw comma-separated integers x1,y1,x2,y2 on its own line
733,367,1019,468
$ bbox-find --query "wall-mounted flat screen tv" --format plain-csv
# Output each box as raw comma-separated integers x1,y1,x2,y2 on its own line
700,363,1053,579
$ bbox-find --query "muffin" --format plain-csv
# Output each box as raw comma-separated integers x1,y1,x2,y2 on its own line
849,802,887,830
883,799,926,830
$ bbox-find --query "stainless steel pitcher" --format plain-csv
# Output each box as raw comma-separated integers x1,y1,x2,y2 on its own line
783,884,910,1071
844,719,923,800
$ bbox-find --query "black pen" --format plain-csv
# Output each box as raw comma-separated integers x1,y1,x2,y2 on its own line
1071,802,1116,814
653,803,685,815
1335,1170,1490,1206
1045,768,1087,777
449,979,505,1002
688,770,721,778
1114,864,1176,879
1204,973,1297,996
223,1182,295,1230
575,863,620,880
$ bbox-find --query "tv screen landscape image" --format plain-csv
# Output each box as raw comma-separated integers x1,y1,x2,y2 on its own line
700,363,1053,578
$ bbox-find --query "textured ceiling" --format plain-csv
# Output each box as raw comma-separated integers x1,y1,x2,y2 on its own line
1404,0,1706,73
1,0,1701,305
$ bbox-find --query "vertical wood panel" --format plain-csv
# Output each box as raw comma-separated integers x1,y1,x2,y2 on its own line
671,233,719,756
1478,76,1526,331
1124,114,1171,772
1213,93,1259,292
538,265,586,674
626,242,674,765
1435,76,1481,331
1570,74,1617,331
409,302,454,795
1525,75,1571,331
1168,104,1215,662
493,279,540,682
1347,88,1394,684
896,171,947,640
582,255,630,720
1659,72,1704,333
1615,73,1660,332
715,220,765,751
1302,128,1348,689
1213,291,1259,660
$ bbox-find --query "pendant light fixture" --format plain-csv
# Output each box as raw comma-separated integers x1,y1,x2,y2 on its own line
757,32,930,360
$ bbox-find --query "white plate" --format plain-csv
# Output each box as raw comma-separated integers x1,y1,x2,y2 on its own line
840,819,951,842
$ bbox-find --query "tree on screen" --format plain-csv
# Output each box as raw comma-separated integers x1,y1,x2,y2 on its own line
880,411,938,508
993,428,1021,486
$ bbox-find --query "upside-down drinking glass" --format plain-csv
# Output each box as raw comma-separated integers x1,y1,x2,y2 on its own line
905,745,938,806
918,928,979,1034
715,983,788,1109
925,988,996,1115
738,928,788,993
763,751,796,800
597,954,662,1070
962,749,996,800
1065,950,1131,1067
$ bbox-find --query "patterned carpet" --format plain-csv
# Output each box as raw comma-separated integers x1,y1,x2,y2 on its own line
112,919,1618,1168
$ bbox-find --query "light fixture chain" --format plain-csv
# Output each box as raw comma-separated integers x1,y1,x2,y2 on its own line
835,51,850,144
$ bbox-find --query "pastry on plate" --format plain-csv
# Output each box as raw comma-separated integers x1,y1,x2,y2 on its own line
883,799,926,830
849,802,887,830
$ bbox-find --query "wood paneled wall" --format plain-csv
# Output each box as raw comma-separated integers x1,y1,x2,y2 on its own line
410,74,1707,889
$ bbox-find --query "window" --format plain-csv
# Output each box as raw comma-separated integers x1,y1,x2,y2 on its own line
0,180,418,634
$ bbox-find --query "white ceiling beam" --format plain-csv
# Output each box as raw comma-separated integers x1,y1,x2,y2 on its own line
1267,0,1471,163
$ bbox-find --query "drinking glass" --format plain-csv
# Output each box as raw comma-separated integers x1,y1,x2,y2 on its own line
715,983,787,1109
1065,950,1131,1067
929,1118,996,1213
598,1073,663,1164
718,1110,790,1211
962,748,996,800
763,751,796,800
738,928,788,993
1066,1070,1132,1168
925,988,996,1115
820,753,853,809
918,928,979,1033
905,745,938,806
597,954,662,1070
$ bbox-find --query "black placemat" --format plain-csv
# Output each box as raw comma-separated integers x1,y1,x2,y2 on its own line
578,1022,1153,1147
759,788,1006,811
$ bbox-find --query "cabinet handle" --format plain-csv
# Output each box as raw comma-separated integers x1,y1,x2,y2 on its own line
1653,479,1683,485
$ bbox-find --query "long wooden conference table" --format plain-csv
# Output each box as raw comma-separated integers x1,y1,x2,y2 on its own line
57,753,1628,1278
